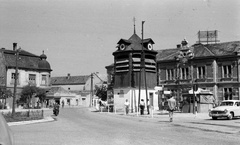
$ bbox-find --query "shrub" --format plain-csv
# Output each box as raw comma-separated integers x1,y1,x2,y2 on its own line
2,110,44,122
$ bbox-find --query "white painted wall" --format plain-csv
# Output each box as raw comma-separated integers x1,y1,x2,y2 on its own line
6,68,51,88
114,88,159,112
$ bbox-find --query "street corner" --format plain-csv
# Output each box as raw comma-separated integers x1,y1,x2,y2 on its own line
7,116,55,126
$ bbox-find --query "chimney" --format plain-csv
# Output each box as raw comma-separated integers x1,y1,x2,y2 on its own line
177,44,181,48
13,43,17,51
67,73,70,79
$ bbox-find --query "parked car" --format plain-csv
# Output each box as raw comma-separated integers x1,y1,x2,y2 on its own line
209,100,240,120
0,113,14,145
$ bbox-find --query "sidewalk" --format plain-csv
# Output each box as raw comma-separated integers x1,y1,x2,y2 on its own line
91,108,240,134
0,108,55,126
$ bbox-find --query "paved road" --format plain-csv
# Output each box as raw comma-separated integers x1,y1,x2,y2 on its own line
10,107,240,145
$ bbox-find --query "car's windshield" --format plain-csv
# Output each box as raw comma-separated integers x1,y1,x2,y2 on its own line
220,102,234,106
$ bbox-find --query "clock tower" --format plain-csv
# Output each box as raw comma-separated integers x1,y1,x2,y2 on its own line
112,26,158,112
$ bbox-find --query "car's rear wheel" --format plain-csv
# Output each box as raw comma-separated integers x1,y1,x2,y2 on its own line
228,112,234,120
212,117,218,120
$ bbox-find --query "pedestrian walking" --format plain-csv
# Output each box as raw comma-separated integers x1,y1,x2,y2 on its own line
167,95,176,122
147,99,150,115
139,99,145,115
124,99,130,115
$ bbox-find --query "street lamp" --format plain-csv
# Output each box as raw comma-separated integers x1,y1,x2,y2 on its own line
89,73,94,107
12,43,21,117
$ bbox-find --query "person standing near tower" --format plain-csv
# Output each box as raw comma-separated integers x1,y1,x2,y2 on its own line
124,99,130,115
139,99,145,115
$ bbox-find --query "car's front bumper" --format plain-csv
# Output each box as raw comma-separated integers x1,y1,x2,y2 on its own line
209,112,230,118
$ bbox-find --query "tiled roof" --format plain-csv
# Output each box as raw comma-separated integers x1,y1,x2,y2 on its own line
51,75,90,85
205,41,240,56
115,33,155,52
156,41,240,62
1,48,52,71
46,87,70,95
80,91,90,96
4,53,39,69
156,48,179,61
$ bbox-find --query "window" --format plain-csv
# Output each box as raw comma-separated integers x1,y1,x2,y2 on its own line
180,67,189,80
41,75,47,85
223,88,233,100
29,74,36,85
11,73,19,85
166,69,174,80
222,65,232,78
197,66,206,79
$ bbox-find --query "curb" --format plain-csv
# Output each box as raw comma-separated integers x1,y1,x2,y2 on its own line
7,116,55,126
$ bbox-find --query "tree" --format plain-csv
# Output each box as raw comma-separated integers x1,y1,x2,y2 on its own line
95,84,107,101
0,87,12,109
19,85,37,108
35,88,47,108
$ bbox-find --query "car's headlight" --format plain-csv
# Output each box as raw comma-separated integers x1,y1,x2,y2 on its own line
224,109,228,113
208,109,212,112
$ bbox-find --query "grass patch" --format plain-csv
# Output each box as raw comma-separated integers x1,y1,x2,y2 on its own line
2,110,44,122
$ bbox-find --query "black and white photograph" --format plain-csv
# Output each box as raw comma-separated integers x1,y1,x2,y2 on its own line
0,0,240,145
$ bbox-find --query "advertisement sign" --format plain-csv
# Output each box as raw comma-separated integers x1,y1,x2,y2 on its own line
197,30,219,43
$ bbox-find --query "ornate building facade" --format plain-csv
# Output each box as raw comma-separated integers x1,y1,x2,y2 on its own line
157,40,240,112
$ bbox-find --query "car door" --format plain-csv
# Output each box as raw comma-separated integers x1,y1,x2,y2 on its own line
0,113,14,145
235,101,240,116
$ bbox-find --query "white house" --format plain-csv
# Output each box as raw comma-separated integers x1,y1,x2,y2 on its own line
0,43,52,109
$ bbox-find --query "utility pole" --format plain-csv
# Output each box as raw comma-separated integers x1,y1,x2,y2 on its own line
12,43,21,117
89,73,93,107
141,21,148,110
138,21,145,115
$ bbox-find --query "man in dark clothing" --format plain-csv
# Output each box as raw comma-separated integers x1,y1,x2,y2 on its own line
139,99,145,115
147,99,150,115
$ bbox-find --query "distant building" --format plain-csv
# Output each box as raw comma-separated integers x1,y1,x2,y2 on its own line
50,73,107,107
0,43,52,109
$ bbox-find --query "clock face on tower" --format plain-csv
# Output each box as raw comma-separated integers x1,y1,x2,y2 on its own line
119,44,126,50
147,43,153,50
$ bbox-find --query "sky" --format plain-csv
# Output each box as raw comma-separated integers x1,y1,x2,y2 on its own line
0,0,240,77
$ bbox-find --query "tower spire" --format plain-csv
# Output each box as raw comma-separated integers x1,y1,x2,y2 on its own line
133,17,136,34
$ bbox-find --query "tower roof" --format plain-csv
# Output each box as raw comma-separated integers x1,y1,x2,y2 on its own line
115,33,155,52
